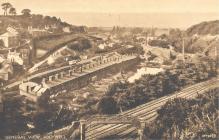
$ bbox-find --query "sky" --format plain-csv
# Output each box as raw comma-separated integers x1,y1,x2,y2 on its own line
2,0,219,28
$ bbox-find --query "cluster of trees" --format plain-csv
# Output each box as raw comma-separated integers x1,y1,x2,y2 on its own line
148,39,170,49
68,38,92,52
97,60,216,114
1,2,31,16
97,71,180,114
144,90,218,139
0,94,27,137
117,44,144,55
0,2,78,34
32,103,76,133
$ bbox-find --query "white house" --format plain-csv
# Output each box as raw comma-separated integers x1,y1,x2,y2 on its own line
98,43,106,50
28,26,49,37
0,58,13,81
0,27,19,48
7,50,23,65
63,26,71,33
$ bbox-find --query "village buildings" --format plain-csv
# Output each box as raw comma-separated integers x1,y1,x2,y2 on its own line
28,26,50,37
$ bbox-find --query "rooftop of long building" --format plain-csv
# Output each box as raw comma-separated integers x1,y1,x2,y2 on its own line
44,55,137,89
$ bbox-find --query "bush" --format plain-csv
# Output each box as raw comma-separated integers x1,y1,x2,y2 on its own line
100,59,215,113
96,96,118,114
144,90,219,139
148,39,170,48
68,39,92,52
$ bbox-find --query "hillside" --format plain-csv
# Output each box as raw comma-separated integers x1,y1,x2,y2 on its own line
0,15,85,34
33,34,82,59
186,20,219,36
168,21,219,59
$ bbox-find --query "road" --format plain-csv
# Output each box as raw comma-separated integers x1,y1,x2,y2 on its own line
85,78,219,140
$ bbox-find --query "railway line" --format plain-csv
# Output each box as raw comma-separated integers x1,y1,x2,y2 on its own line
85,78,218,140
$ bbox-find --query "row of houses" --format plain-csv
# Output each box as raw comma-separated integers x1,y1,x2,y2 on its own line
18,52,136,107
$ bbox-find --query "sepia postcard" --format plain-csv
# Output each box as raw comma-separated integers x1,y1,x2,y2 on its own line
0,0,218,140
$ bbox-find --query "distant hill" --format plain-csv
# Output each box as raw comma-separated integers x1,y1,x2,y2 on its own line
186,20,219,36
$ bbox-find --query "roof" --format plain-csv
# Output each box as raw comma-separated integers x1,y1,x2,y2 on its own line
29,29,47,32
0,27,18,37
0,32,18,37
20,82,39,89
37,88,47,96
19,82,48,97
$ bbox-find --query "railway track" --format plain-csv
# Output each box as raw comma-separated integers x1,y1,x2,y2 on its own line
85,78,219,140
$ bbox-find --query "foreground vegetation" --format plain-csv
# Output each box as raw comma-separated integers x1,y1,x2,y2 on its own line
144,89,218,139
97,59,217,114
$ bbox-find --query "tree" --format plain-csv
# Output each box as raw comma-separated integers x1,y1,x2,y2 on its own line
9,7,16,16
51,16,58,23
21,9,31,17
1,3,12,16
44,16,52,25
32,110,55,132
97,96,118,114
131,27,143,34
31,14,44,27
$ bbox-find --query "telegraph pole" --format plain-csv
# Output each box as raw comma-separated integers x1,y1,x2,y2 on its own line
181,34,185,64
145,32,148,47
215,38,218,58
80,120,86,140
138,120,146,140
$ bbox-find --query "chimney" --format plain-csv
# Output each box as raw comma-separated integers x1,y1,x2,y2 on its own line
26,85,29,93
42,78,46,85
